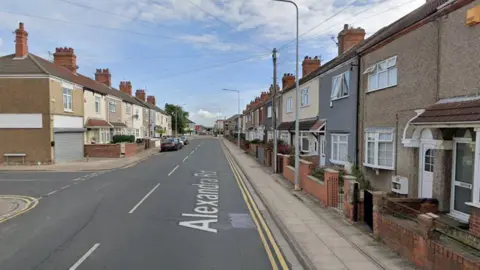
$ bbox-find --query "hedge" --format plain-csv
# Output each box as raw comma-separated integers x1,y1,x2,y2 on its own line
112,135,135,143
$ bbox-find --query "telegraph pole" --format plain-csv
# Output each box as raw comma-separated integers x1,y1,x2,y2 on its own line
272,48,278,173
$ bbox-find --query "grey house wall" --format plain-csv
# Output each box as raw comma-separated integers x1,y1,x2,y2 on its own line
318,56,359,166
264,99,273,130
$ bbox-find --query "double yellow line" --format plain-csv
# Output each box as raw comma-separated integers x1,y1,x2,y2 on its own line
0,195,39,224
223,146,289,270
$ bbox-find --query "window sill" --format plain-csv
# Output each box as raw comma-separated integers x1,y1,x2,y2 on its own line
331,95,349,102
330,159,347,166
466,202,480,209
286,111,293,114
366,84,397,94
301,104,310,108
363,163,394,171
63,109,73,113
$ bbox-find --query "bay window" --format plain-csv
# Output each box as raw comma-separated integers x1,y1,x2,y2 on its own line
364,128,395,170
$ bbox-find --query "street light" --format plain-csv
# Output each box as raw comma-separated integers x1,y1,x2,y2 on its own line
273,0,300,190
222,88,241,149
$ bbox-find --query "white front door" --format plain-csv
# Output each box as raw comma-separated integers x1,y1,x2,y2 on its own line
451,139,475,221
320,135,326,166
419,143,434,198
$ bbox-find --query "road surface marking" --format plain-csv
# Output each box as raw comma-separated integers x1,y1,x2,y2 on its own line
0,196,39,224
69,243,100,270
227,154,288,269
190,150,195,155
182,156,189,163
182,213,217,219
61,185,70,190
46,190,57,196
168,165,179,176
128,183,160,214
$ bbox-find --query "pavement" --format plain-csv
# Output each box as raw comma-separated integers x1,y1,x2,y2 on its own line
222,138,417,270
0,138,299,269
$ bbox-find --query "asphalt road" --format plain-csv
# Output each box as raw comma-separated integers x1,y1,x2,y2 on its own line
0,138,284,269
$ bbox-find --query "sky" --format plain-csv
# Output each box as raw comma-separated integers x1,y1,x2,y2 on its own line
0,0,424,126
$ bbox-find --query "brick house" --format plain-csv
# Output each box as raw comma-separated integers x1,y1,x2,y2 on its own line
0,23,86,164
277,56,323,157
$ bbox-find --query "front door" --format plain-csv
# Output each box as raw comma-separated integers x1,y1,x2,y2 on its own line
419,143,434,198
320,135,326,166
451,139,475,221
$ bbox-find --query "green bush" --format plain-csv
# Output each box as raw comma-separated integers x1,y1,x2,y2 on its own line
112,135,135,143
311,167,325,180
250,139,262,144
233,133,246,140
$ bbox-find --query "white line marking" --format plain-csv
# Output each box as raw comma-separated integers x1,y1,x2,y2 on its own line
182,156,189,163
69,243,100,270
61,185,70,190
168,165,179,176
128,183,160,214
46,190,57,196
182,213,217,218
190,151,194,155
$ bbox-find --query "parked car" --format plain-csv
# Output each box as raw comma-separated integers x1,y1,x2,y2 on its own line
180,136,189,145
161,138,181,151
177,137,185,147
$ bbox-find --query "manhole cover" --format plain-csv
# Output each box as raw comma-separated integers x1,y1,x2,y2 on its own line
229,213,255,229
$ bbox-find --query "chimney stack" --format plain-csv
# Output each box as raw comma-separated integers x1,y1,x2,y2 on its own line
95,68,111,86
119,81,132,95
281,73,296,90
53,47,78,73
302,56,321,78
337,24,366,55
135,89,146,102
147,95,156,106
14,22,28,58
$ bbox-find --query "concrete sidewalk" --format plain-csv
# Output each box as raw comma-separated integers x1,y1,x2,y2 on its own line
0,148,159,172
223,139,416,270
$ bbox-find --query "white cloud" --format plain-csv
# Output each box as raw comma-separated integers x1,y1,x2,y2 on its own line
178,33,249,51
196,109,222,119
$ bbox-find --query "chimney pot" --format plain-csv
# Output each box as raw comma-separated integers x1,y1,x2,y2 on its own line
147,95,156,106
94,68,111,86
337,24,366,55
119,80,132,95
53,46,78,73
282,73,296,90
14,22,28,58
135,89,146,102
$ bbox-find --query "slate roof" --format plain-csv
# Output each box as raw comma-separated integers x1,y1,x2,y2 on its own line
110,122,128,127
85,118,112,128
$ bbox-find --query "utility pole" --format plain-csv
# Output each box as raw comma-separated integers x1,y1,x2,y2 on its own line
272,48,278,173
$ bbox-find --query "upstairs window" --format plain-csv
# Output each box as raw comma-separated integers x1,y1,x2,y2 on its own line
331,71,350,100
286,97,293,113
63,88,73,111
301,88,309,106
109,101,116,113
267,106,272,118
126,104,131,115
95,96,101,114
364,56,397,92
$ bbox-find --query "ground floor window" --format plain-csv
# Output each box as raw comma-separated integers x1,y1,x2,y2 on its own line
331,134,348,164
364,128,395,170
136,129,140,137
299,132,317,153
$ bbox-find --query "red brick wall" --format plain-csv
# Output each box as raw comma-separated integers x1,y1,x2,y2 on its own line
282,156,295,184
469,207,480,237
301,155,319,168
325,169,339,207
124,143,137,157
85,144,120,158
303,175,327,206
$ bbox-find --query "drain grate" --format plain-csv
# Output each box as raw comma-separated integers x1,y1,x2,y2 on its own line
229,213,255,229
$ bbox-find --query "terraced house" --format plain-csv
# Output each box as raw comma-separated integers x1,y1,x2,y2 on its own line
0,23,171,164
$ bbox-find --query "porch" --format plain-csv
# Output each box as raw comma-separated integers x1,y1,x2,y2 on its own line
84,118,113,144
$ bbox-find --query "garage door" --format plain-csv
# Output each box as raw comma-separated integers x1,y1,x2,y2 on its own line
54,132,84,163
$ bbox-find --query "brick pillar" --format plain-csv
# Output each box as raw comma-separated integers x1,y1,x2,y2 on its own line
343,175,357,222
469,206,480,237
324,169,339,207
372,191,386,239
414,213,439,268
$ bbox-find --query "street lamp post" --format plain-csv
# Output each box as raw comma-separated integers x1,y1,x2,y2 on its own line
273,0,300,190
222,88,241,149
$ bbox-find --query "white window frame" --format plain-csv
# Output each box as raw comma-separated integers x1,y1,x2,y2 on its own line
126,104,131,115
267,106,272,118
286,97,293,113
109,101,116,113
364,56,397,92
63,88,73,112
330,134,349,165
300,132,310,152
331,71,350,100
95,96,101,114
301,88,309,107
364,129,395,170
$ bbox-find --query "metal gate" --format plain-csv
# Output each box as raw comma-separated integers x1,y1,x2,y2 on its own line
257,146,265,164
364,190,373,230
54,132,84,163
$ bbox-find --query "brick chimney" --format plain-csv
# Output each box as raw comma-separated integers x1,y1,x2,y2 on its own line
53,47,78,73
147,95,156,106
14,22,28,58
95,68,111,86
302,56,321,78
282,73,295,90
135,89,146,102
337,24,366,55
119,81,132,95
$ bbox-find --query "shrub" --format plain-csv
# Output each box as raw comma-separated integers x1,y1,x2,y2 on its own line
112,135,135,143
233,133,246,140
288,148,295,167
250,139,262,144
311,167,325,180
